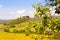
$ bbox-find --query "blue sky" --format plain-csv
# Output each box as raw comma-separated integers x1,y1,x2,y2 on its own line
0,0,45,20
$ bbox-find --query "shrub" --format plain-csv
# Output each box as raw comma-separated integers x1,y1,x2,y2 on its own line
25,33,29,36
54,32,60,39
9,24,15,28
39,26,44,34
13,29,18,33
19,30,25,33
4,28,9,32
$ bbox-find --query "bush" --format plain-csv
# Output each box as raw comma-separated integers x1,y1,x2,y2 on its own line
19,30,25,33
9,24,15,28
13,29,25,33
4,28,9,32
25,33,29,36
39,26,44,34
54,32,60,39
13,29,18,33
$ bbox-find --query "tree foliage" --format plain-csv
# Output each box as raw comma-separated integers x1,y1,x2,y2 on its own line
33,3,51,27
46,0,60,14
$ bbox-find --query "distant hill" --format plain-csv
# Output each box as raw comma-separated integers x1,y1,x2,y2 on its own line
0,16,60,24
0,20,11,24
4,16,42,25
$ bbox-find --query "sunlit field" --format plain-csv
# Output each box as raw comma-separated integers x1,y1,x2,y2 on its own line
0,32,56,40
0,32,32,40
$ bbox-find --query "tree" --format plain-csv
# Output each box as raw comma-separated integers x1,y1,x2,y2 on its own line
33,3,53,35
33,3,51,27
45,0,60,6
45,0,60,14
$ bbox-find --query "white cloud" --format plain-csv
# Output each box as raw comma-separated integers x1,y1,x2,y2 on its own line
55,14,58,16
0,5,3,8
9,9,26,19
50,7,60,17
8,9,34,19
16,10,25,14
50,8,55,16
10,11,15,14
29,12,34,17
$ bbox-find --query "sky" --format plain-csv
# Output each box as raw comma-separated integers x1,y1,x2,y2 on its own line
0,0,46,20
